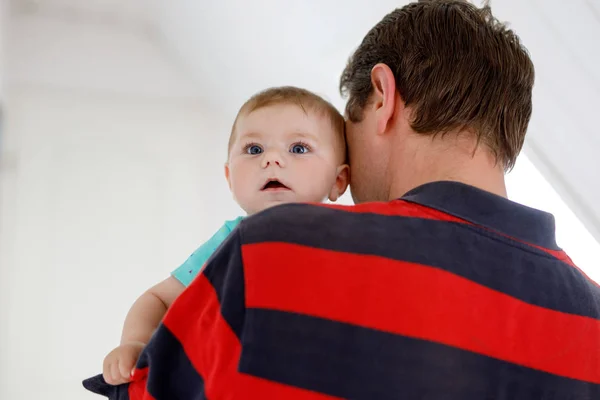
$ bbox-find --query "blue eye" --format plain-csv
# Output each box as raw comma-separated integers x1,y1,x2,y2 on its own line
290,143,310,154
245,144,263,155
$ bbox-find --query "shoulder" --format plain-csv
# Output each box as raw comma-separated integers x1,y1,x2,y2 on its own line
238,200,430,229
236,201,409,246
240,202,352,229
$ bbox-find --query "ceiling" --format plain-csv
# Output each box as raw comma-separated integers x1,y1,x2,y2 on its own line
5,0,600,241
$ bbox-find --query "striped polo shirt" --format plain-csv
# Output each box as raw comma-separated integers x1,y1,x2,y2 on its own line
84,181,600,399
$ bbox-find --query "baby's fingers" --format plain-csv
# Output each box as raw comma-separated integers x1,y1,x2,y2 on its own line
118,356,135,382
102,357,113,384
111,360,122,384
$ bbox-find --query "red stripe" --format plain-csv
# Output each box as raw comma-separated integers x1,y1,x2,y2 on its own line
128,368,154,400
321,199,468,223
243,242,600,384
162,273,342,400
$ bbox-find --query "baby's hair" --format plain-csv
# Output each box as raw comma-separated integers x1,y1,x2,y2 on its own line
227,86,345,160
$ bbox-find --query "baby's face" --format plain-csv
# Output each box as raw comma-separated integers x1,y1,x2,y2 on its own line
226,103,348,215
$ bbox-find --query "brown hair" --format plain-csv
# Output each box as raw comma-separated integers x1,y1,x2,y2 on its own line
339,0,534,170
228,86,345,159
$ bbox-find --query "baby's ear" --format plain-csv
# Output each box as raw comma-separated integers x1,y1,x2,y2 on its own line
224,163,232,191
328,164,350,202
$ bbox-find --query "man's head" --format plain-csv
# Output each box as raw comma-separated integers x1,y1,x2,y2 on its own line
226,86,349,215
340,0,534,203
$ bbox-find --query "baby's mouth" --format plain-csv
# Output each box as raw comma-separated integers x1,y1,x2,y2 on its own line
261,179,290,191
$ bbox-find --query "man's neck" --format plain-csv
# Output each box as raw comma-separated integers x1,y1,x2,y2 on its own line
388,133,508,199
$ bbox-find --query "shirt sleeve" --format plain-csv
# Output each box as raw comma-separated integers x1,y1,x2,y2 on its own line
171,216,243,287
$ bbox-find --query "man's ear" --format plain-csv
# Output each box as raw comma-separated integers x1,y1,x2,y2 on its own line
371,63,397,135
328,164,350,202
224,163,232,191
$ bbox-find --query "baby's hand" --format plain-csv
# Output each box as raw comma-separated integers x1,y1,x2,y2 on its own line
102,341,146,385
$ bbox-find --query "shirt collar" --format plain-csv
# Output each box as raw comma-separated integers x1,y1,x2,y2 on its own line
401,181,558,250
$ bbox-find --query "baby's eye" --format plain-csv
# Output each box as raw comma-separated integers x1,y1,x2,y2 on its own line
290,143,310,154
245,144,263,155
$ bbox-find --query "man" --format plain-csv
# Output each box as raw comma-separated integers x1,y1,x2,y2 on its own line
84,1,600,398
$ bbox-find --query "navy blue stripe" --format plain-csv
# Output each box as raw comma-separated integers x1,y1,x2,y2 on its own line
136,324,206,400
201,227,245,339
82,374,129,400
239,309,600,400
240,203,600,320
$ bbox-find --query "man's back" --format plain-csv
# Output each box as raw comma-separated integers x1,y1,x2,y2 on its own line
84,181,600,399
231,181,600,399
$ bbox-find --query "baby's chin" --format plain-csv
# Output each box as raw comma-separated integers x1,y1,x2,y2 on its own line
243,196,323,216
244,199,296,216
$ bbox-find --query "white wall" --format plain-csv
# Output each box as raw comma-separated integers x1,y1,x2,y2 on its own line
6,10,197,100
0,6,243,398
0,86,241,399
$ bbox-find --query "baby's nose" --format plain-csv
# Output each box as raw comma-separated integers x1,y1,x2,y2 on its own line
261,150,286,168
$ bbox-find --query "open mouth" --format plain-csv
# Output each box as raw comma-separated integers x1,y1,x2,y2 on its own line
261,179,290,191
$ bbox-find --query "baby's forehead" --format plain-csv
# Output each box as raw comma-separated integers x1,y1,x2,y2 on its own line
235,104,334,136
242,102,324,121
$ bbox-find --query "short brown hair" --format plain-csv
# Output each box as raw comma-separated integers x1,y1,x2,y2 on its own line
228,86,345,159
339,0,534,170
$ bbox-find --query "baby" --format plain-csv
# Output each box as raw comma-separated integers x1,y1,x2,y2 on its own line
102,86,349,385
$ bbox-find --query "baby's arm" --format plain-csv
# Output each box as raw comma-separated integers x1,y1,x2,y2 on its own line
102,276,184,385
102,217,244,385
